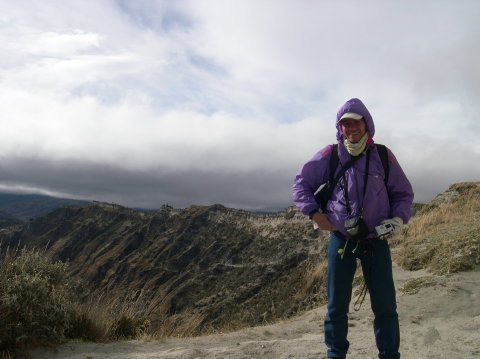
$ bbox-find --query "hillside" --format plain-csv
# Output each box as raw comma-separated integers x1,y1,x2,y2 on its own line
0,202,326,336
0,192,89,221
0,210,21,228
393,182,480,274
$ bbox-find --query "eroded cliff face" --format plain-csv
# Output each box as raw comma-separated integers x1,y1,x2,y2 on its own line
0,202,328,335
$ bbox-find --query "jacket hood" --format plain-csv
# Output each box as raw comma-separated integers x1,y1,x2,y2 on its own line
336,98,375,142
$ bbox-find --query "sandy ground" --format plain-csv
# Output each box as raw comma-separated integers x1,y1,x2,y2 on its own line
31,263,480,359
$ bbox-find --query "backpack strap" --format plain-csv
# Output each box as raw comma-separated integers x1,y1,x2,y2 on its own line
375,144,389,185
329,143,390,183
329,144,339,182
315,144,362,211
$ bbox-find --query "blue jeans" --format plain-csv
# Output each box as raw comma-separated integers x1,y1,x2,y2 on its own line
324,231,400,359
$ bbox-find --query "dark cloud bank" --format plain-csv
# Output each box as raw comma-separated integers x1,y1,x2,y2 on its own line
0,157,293,211
2,153,479,212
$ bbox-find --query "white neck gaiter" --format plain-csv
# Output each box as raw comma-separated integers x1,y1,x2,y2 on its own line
343,133,369,156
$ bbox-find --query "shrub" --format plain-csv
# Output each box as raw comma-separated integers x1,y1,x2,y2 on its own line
0,249,77,354
109,314,150,340
66,311,107,342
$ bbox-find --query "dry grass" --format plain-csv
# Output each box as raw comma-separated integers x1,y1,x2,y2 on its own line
67,285,210,341
154,313,208,338
68,291,156,341
394,182,480,274
302,261,327,297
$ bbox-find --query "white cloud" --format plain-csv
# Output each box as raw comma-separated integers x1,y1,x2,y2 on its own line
0,0,479,209
0,86,331,171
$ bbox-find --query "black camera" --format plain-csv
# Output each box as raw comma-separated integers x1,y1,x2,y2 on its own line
344,216,369,240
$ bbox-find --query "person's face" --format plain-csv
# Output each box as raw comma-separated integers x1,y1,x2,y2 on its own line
339,118,367,143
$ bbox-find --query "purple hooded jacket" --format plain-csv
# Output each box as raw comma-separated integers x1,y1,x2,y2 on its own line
292,98,414,238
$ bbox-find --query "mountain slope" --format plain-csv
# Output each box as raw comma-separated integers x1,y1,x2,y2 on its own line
0,211,21,228
0,192,89,221
0,202,326,335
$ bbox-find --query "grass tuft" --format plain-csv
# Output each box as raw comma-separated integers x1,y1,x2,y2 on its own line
400,276,439,295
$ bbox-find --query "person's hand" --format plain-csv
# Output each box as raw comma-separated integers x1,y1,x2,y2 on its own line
311,212,337,231
380,217,404,234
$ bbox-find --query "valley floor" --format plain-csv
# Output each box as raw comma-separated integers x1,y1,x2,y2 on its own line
31,263,480,359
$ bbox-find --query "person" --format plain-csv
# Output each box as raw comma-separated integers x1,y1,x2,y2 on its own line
292,98,413,359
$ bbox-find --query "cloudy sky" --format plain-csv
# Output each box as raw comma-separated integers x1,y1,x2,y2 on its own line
1,0,479,211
